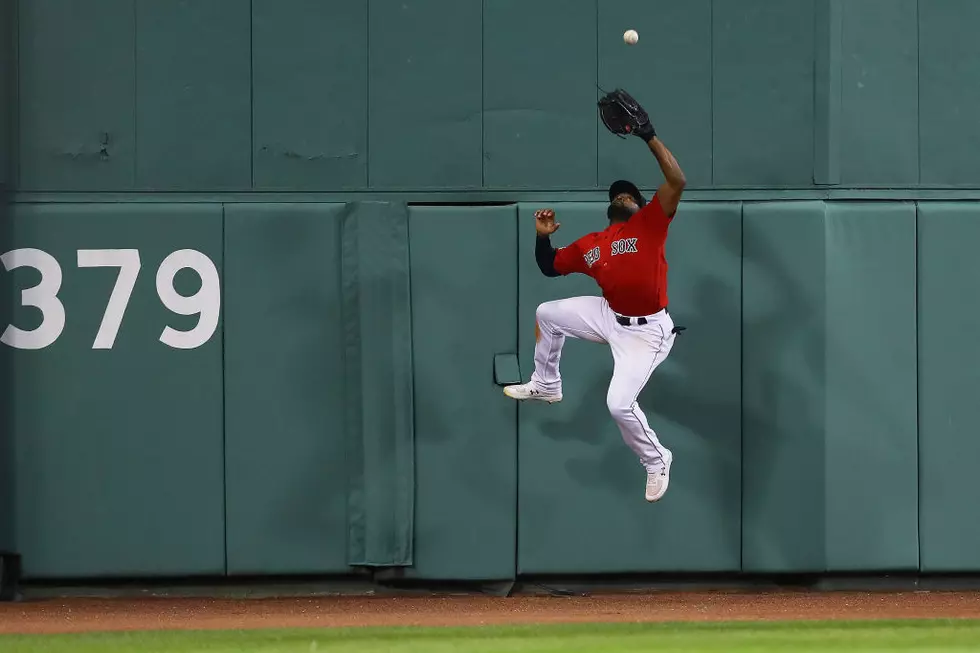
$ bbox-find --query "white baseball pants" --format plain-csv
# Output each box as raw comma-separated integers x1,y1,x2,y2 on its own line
530,296,676,471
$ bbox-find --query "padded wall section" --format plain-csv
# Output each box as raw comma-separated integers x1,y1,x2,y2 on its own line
484,0,596,189
3,204,224,578
135,0,250,190
919,0,980,185
918,203,980,571
252,1,367,190
516,202,741,574
368,0,482,189
17,0,135,191
742,202,827,572
597,0,712,188
742,202,918,572
406,206,518,580
223,204,350,574
839,0,918,185
822,202,918,570
712,0,815,186
342,202,415,566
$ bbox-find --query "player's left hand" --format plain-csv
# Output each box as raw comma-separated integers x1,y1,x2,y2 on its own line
598,88,656,142
534,208,560,236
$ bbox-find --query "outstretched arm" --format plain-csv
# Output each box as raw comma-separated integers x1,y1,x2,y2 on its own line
645,136,686,218
597,87,685,216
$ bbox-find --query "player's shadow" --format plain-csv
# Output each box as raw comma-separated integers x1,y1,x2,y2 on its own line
539,369,636,494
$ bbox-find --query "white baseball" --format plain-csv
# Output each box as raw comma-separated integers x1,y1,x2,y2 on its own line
624,29,639,45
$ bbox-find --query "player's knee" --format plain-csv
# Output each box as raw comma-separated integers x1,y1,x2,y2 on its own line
535,301,558,327
606,392,633,422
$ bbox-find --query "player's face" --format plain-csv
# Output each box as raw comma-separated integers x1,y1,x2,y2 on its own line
612,193,639,214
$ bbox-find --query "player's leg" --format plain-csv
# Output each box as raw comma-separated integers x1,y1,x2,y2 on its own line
503,296,608,403
605,316,676,501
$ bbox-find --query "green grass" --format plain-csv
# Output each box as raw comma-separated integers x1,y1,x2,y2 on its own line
3,620,980,652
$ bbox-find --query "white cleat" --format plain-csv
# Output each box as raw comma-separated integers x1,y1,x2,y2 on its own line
645,449,673,502
502,382,562,404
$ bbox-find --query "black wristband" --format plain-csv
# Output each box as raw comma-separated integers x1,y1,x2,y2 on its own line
635,123,656,142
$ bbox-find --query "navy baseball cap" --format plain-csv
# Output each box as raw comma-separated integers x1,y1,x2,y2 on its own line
608,179,646,208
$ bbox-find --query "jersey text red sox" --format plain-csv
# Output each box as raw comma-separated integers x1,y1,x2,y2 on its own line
553,196,672,316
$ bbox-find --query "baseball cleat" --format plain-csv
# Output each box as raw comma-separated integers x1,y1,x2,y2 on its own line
645,448,673,502
502,382,562,404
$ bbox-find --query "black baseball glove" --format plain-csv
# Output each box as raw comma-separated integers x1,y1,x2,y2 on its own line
598,88,656,141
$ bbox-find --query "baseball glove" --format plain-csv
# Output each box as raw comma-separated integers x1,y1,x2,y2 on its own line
598,88,656,141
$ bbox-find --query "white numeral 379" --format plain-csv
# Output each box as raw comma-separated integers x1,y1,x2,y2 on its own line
0,248,220,350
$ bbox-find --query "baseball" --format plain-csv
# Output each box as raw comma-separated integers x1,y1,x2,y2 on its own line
624,29,639,45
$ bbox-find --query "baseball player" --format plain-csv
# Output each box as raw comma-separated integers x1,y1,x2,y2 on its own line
503,89,685,503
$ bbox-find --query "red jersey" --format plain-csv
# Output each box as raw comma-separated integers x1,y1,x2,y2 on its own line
553,195,673,316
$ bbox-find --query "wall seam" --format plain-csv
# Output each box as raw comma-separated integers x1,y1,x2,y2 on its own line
709,0,714,185
402,204,415,565
20,188,980,204
914,200,922,571
481,0,486,189
249,0,254,189
594,0,599,188
834,0,842,186
133,0,139,188
14,0,20,189
513,204,521,580
365,0,371,189
811,0,818,185
916,0,922,185
221,202,229,575
738,199,744,572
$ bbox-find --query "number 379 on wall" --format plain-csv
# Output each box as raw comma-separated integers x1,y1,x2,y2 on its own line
1,248,220,351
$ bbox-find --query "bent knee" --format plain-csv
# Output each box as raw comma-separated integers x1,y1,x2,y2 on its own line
535,300,562,326
606,393,634,421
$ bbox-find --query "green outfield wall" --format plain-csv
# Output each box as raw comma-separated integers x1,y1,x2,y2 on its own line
11,0,980,194
2,0,979,581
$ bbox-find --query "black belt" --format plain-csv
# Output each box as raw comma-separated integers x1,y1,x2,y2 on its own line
615,315,648,326
614,309,686,335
